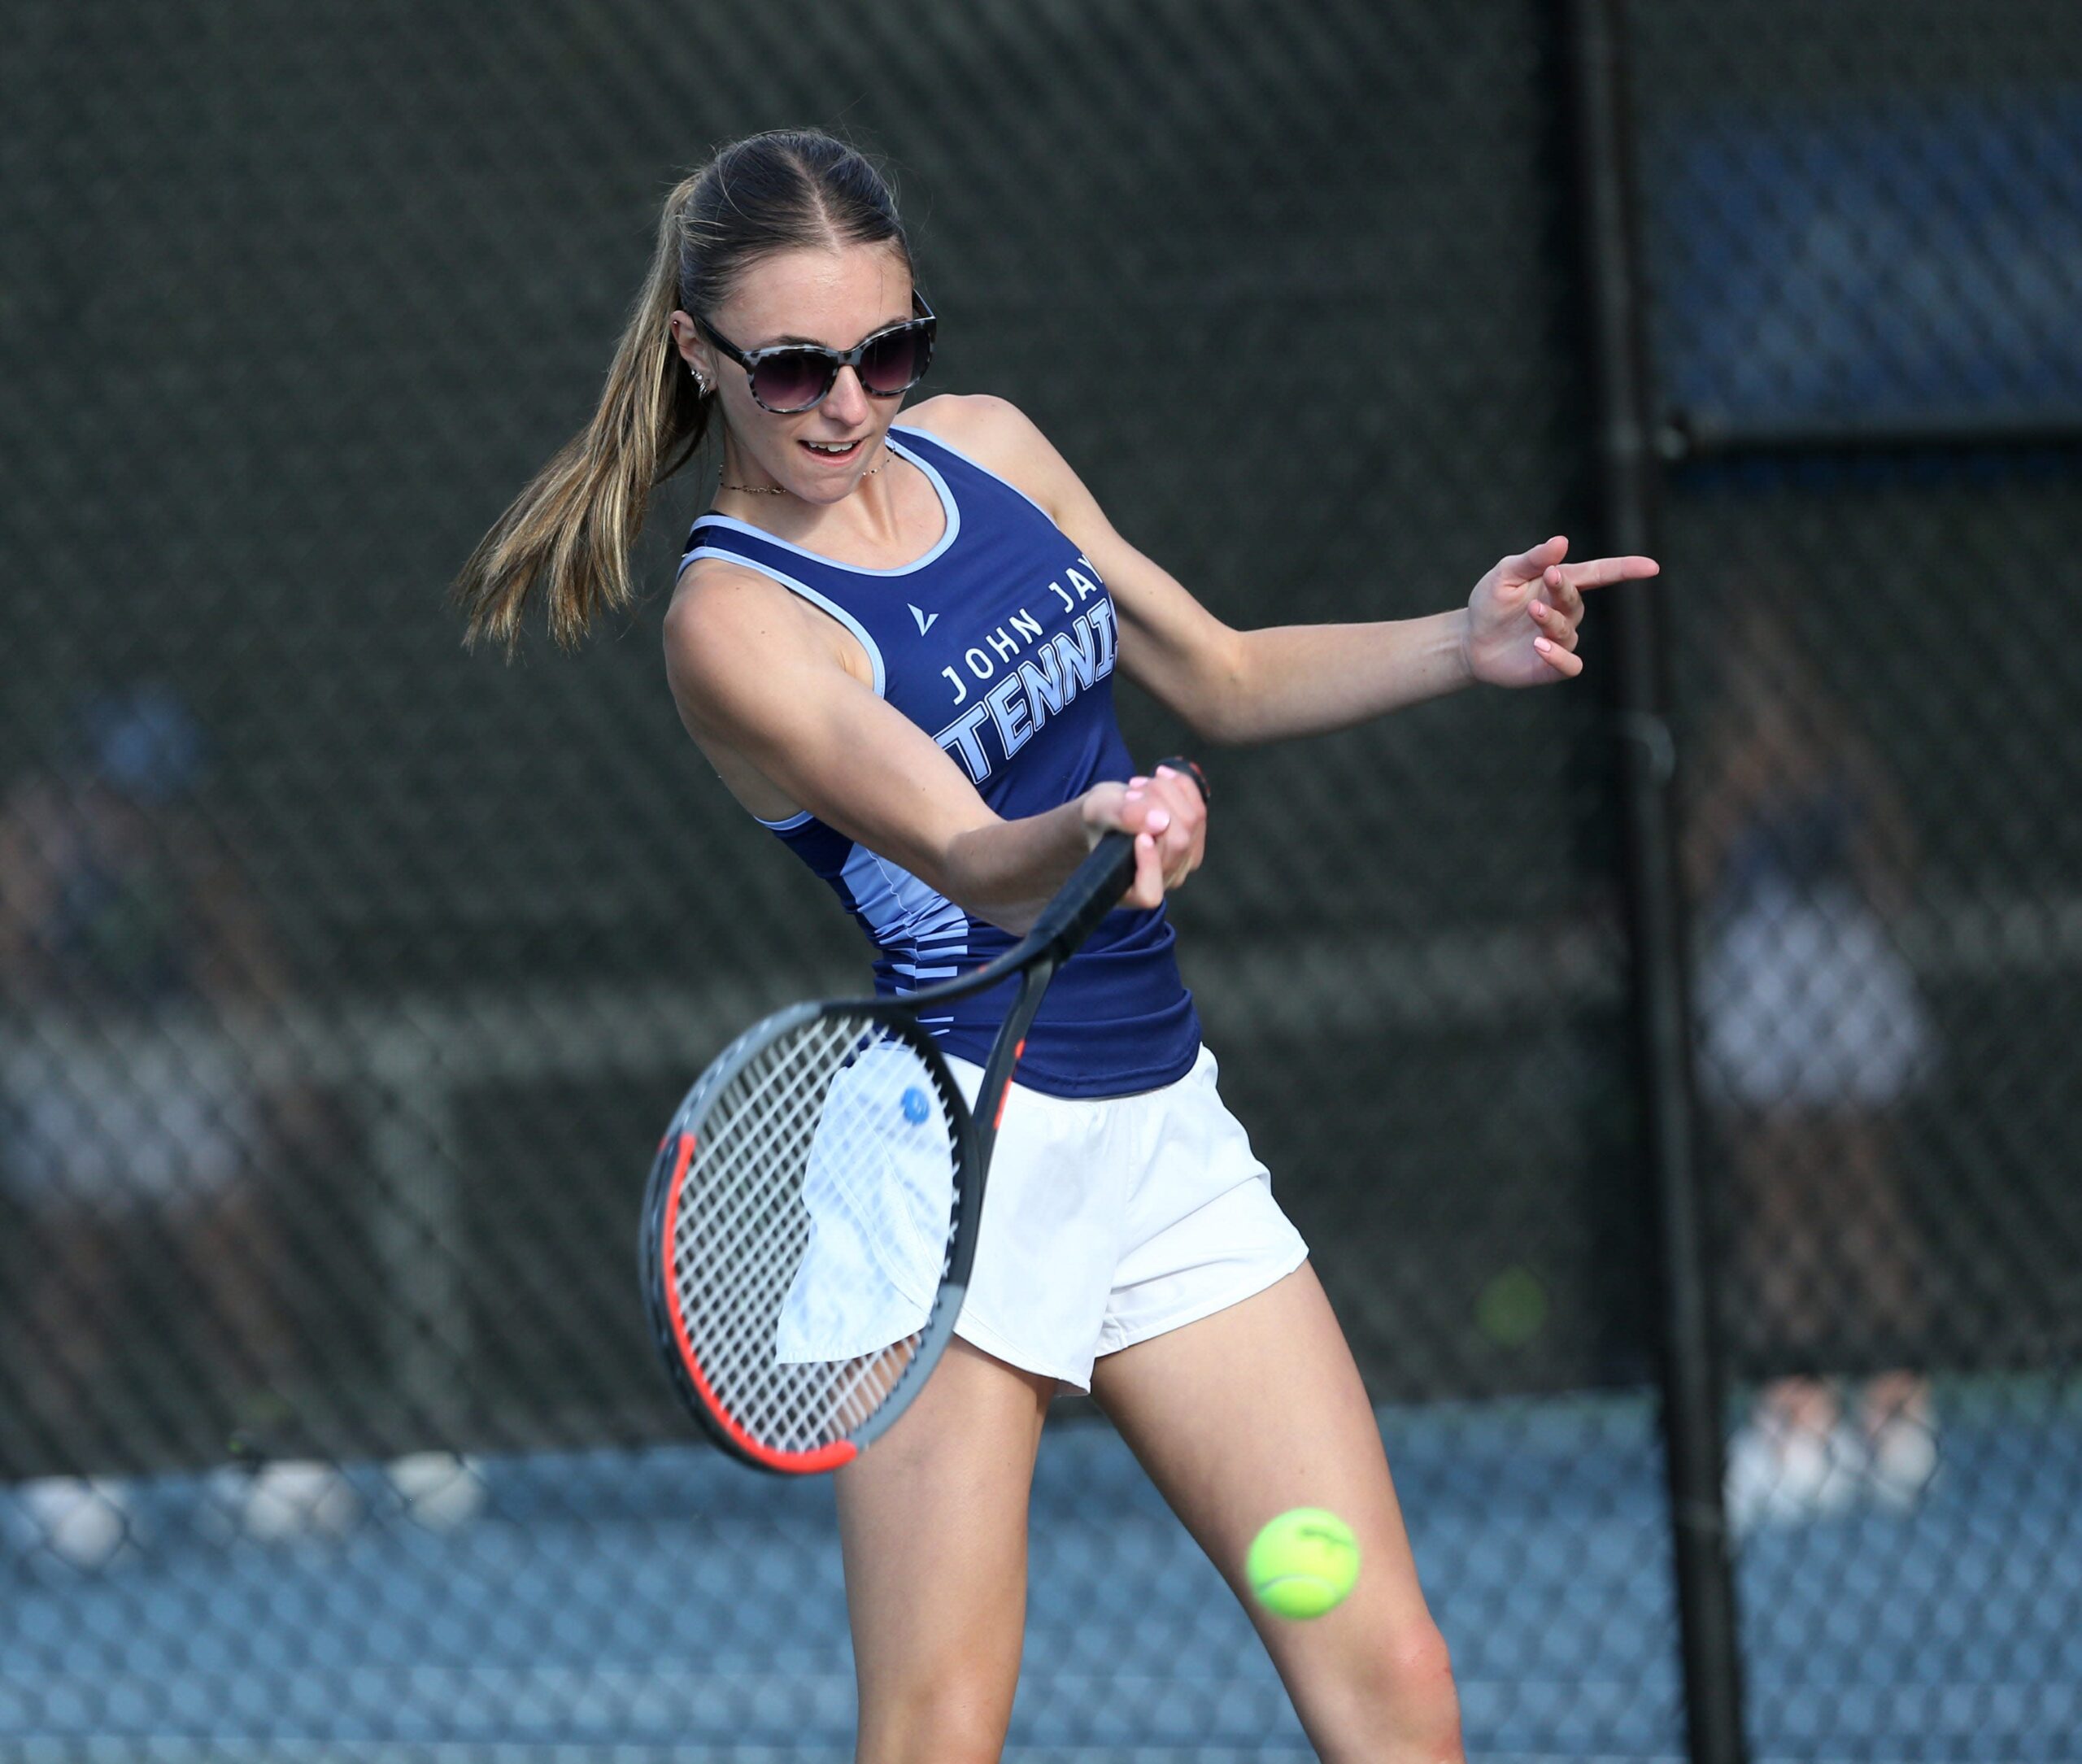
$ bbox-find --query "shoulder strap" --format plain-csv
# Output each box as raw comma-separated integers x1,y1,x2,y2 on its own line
678,516,808,577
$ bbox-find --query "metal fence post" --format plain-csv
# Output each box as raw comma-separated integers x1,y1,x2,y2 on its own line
1556,2,1749,1760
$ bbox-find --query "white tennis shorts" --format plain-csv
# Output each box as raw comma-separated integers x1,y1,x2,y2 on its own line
947,1043,1309,1391
774,1042,1307,1392
774,1043,1309,1391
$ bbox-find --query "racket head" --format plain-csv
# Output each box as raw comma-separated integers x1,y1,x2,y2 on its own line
638,1000,981,1475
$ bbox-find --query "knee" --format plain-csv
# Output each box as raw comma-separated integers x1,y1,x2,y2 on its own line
1318,1619,1464,1762
856,1672,1014,1764
1384,1620,1463,1749
1392,1617,1457,1688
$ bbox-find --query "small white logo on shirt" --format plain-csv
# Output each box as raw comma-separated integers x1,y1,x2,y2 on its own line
908,603,939,634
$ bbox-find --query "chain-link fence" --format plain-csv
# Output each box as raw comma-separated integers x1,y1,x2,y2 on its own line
1633,3,2082,1755
1,1,2075,1758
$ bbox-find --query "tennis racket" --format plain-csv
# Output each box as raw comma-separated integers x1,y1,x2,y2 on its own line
639,760,1205,1475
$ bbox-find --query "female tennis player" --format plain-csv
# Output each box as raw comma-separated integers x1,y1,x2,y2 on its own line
457,129,1656,1763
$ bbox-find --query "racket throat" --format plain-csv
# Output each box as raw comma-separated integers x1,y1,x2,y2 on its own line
973,968,1052,1164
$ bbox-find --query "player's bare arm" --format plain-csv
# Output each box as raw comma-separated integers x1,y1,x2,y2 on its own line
908,394,1658,740
663,560,1205,929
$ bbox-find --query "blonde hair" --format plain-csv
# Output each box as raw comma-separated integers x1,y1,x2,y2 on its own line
454,131,911,655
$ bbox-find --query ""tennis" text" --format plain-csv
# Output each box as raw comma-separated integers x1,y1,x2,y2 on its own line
934,599,1117,783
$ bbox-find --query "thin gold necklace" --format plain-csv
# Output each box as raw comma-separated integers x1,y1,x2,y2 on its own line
719,445,892,496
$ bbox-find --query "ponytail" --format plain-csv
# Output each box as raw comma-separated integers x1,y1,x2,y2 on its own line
453,176,705,654
454,131,912,656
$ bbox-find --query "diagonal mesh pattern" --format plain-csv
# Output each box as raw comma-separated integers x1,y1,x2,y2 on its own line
1630,2,2082,1755
0,0,2073,1757
657,1012,962,1461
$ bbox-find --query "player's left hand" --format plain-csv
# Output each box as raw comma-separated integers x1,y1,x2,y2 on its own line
1115,763,1207,908
1462,536,1659,688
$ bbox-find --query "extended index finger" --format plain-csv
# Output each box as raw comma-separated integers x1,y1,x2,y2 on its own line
1555,555,1660,591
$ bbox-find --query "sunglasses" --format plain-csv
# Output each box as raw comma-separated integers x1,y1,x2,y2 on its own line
693,293,937,415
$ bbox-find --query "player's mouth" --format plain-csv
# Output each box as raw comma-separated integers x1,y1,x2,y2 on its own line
799,438,866,464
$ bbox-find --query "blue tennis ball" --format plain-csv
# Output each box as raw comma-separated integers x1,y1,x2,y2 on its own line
1247,1508,1360,1620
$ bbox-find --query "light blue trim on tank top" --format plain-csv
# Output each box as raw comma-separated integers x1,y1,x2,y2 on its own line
675,548,891,698
686,431,972,831
682,434,960,577
886,426,1056,525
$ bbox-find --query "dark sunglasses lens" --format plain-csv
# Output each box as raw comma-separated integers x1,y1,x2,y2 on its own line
858,324,931,395
751,351,836,412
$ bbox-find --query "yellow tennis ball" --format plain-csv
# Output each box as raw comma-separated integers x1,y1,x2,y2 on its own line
1246,1507,1360,1620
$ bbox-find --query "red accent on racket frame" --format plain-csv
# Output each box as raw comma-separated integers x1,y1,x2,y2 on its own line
993,1038,1029,1133
658,1130,860,1474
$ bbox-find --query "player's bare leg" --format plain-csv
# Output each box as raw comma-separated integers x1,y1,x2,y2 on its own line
1091,1263,1465,1763
838,1338,1055,1764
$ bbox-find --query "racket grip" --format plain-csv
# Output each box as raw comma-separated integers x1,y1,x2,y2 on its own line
1029,831,1139,962
1030,758,1207,961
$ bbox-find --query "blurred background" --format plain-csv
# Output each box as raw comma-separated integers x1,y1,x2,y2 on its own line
2,1,2077,1759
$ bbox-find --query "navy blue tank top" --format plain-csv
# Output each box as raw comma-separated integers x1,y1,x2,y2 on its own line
680,425,1200,1099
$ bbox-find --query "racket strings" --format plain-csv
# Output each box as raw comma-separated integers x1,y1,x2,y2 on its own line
730,1024,941,1442
666,1013,963,1456
693,1021,871,1334
675,1020,850,1299
680,1022,840,1248
677,1024,855,1426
